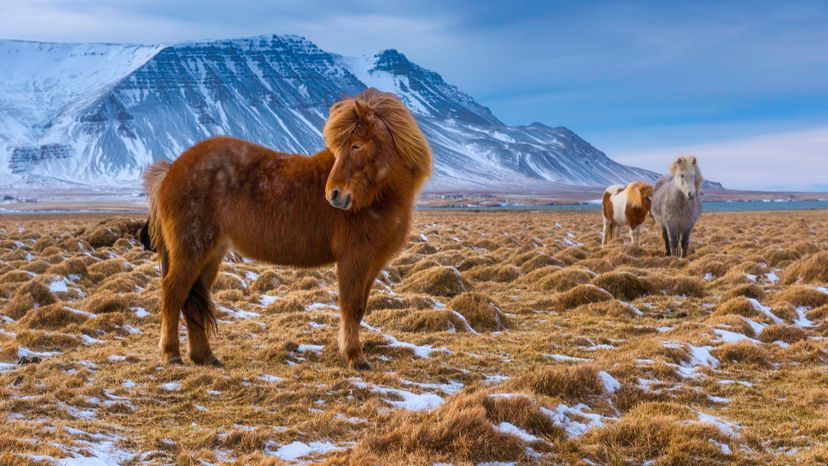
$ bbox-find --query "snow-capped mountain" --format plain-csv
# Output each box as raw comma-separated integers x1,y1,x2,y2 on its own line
0,34,681,192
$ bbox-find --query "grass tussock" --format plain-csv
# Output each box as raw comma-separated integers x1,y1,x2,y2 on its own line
720,283,765,301
448,292,507,331
17,303,89,330
504,365,605,400
552,285,613,310
783,251,828,284
456,256,495,272
713,341,771,367
512,265,562,287
397,266,469,297
367,293,436,311
339,392,530,464
713,297,758,318
249,270,282,292
463,264,521,283
579,402,735,465
87,258,130,276
571,299,640,318
539,267,594,292
773,285,828,308
649,274,706,297
592,271,649,301
372,308,468,333
3,279,57,319
80,217,143,248
45,257,90,278
519,254,562,273
758,324,808,344
15,329,81,350
482,393,564,439
83,293,133,314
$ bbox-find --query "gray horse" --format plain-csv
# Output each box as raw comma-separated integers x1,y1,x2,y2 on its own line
651,155,703,257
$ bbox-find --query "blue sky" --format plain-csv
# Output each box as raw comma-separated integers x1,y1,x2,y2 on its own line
1,0,826,190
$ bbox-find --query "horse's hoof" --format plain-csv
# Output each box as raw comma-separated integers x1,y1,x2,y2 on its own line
349,359,372,371
164,356,183,365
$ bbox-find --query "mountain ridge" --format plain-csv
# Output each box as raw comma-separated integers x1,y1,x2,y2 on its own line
0,34,720,192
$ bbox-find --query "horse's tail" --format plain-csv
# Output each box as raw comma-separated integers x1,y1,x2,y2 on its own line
142,160,172,255
183,277,218,336
142,160,218,335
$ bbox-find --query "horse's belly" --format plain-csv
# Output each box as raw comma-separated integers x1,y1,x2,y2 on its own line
228,234,335,268
221,210,335,268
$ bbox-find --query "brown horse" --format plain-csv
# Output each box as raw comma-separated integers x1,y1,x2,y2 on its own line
142,88,432,370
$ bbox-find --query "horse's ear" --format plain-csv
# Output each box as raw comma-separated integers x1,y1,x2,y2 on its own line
353,99,370,120
688,155,697,165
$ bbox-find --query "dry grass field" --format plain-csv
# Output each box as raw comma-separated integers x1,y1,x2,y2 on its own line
2,210,828,465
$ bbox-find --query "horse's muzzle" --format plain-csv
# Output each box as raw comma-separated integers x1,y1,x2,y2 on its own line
328,188,353,210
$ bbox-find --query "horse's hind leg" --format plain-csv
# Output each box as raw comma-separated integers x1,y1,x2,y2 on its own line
184,249,225,366
160,254,201,364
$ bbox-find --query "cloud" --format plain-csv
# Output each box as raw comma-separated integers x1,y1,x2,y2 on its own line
612,126,828,191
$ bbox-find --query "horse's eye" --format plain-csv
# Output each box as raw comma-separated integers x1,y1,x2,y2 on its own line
351,143,363,151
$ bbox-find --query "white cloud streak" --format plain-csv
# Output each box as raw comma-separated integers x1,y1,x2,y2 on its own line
613,126,828,191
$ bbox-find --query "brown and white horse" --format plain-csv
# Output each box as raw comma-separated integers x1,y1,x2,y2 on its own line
142,88,431,370
601,181,654,247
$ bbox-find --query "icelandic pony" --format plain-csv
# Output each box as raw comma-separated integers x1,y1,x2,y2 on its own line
601,181,654,247
651,155,703,257
142,88,432,370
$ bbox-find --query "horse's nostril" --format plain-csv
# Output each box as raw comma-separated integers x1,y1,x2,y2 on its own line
330,188,340,201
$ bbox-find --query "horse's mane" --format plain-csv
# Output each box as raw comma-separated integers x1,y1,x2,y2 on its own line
669,155,704,191
323,88,432,177
627,181,653,208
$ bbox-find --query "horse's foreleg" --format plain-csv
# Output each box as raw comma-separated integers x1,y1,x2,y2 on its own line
630,226,640,246
668,229,681,257
680,231,691,258
661,226,670,256
337,258,381,370
602,217,611,246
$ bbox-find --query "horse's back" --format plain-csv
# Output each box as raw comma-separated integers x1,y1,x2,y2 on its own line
156,136,338,265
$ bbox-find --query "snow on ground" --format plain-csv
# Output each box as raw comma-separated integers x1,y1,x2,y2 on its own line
542,403,609,437
747,298,784,324
265,440,344,462
352,379,444,411
495,422,540,442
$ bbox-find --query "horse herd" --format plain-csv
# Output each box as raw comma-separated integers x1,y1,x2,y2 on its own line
139,88,704,369
602,154,704,257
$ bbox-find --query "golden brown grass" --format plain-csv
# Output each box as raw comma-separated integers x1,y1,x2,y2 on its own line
782,251,828,284
1,210,827,464
397,266,469,297
447,292,507,331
